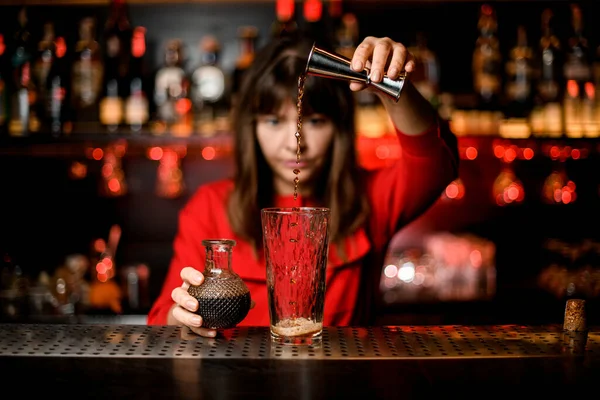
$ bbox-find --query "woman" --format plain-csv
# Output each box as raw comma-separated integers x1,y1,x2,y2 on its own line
147,33,459,337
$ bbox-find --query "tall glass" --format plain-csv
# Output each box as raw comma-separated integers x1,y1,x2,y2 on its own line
261,207,330,345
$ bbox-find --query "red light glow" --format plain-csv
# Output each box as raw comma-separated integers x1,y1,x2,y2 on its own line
148,147,163,160
108,178,121,193
175,98,192,115
443,178,465,201
276,0,295,20
202,146,216,160
94,239,106,253
567,80,579,98
92,148,104,160
493,145,505,159
304,0,323,22
55,37,66,58
584,82,595,100
465,146,478,160
102,163,113,178
571,149,581,159
523,148,534,160
96,262,107,274
132,27,146,58
504,147,517,162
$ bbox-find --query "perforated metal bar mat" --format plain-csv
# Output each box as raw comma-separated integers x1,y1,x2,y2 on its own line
0,324,597,359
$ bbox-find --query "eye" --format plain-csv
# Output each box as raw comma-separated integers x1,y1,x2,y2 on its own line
258,115,281,126
305,115,328,126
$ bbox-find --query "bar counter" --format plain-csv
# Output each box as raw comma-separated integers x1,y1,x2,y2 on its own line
1,323,598,399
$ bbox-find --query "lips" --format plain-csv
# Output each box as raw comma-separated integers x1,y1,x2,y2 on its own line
282,160,308,168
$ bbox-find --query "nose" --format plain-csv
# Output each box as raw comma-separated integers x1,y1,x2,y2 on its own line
283,121,306,154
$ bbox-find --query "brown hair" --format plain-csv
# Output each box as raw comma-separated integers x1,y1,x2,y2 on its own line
227,35,370,252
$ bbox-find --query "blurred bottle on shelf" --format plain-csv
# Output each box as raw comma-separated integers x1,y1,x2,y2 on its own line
71,17,104,129
336,13,388,138
190,35,229,137
504,26,534,119
155,147,185,199
153,39,191,136
99,0,133,132
271,0,297,39
334,13,358,60
33,22,70,137
88,225,123,315
531,9,564,138
99,142,127,197
408,31,440,109
124,26,149,133
563,3,594,138
8,7,38,137
0,34,7,135
0,253,30,320
595,42,600,128
472,4,502,111
302,0,327,45
231,25,258,109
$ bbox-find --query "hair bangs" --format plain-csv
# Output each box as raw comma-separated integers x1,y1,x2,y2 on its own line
250,52,348,120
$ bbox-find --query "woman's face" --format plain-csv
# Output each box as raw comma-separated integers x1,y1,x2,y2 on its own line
256,100,335,196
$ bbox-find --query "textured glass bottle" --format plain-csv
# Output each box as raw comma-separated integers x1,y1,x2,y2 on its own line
187,239,251,329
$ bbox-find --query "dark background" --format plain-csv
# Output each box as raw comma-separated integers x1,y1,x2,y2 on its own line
0,0,599,324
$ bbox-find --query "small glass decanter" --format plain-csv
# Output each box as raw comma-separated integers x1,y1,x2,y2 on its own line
187,239,251,329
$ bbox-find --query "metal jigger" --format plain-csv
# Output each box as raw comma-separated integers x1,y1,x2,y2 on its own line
305,43,407,102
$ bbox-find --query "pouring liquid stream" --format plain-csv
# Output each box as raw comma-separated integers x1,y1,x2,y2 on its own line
288,73,306,319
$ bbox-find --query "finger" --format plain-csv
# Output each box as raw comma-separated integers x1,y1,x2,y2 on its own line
351,36,377,72
181,267,204,286
189,326,218,338
370,38,394,83
172,304,204,327
349,82,365,92
250,299,256,309
387,44,408,80
172,286,199,312
404,52,416,74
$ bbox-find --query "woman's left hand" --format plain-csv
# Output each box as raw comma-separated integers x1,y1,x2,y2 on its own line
349,36,415,92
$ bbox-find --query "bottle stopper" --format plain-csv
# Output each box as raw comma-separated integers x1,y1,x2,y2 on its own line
563,298,587,332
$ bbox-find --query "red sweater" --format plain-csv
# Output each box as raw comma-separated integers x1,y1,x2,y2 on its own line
147,120,458,326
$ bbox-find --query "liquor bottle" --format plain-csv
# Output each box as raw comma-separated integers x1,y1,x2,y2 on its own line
408,32,440,108
33,22,69,137
124,26,149,133
153,39,191,136
33,22,56,120
594,44,600,135
0,34,7,135
71,17,104,129
532,9,563,137
302,0,327,45
191,35,229,136
231,26,258,108
563,3,592,138
472,4,502,111
8,7,36,137
49,36,69,136
99,0,132,132
271,0,297,39
504,26,534,119
334,13,358,60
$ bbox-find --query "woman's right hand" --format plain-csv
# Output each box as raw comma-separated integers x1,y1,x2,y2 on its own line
169,267,217,338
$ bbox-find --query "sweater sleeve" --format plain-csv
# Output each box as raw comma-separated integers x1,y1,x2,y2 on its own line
146,187,216,325
366,117,459,251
